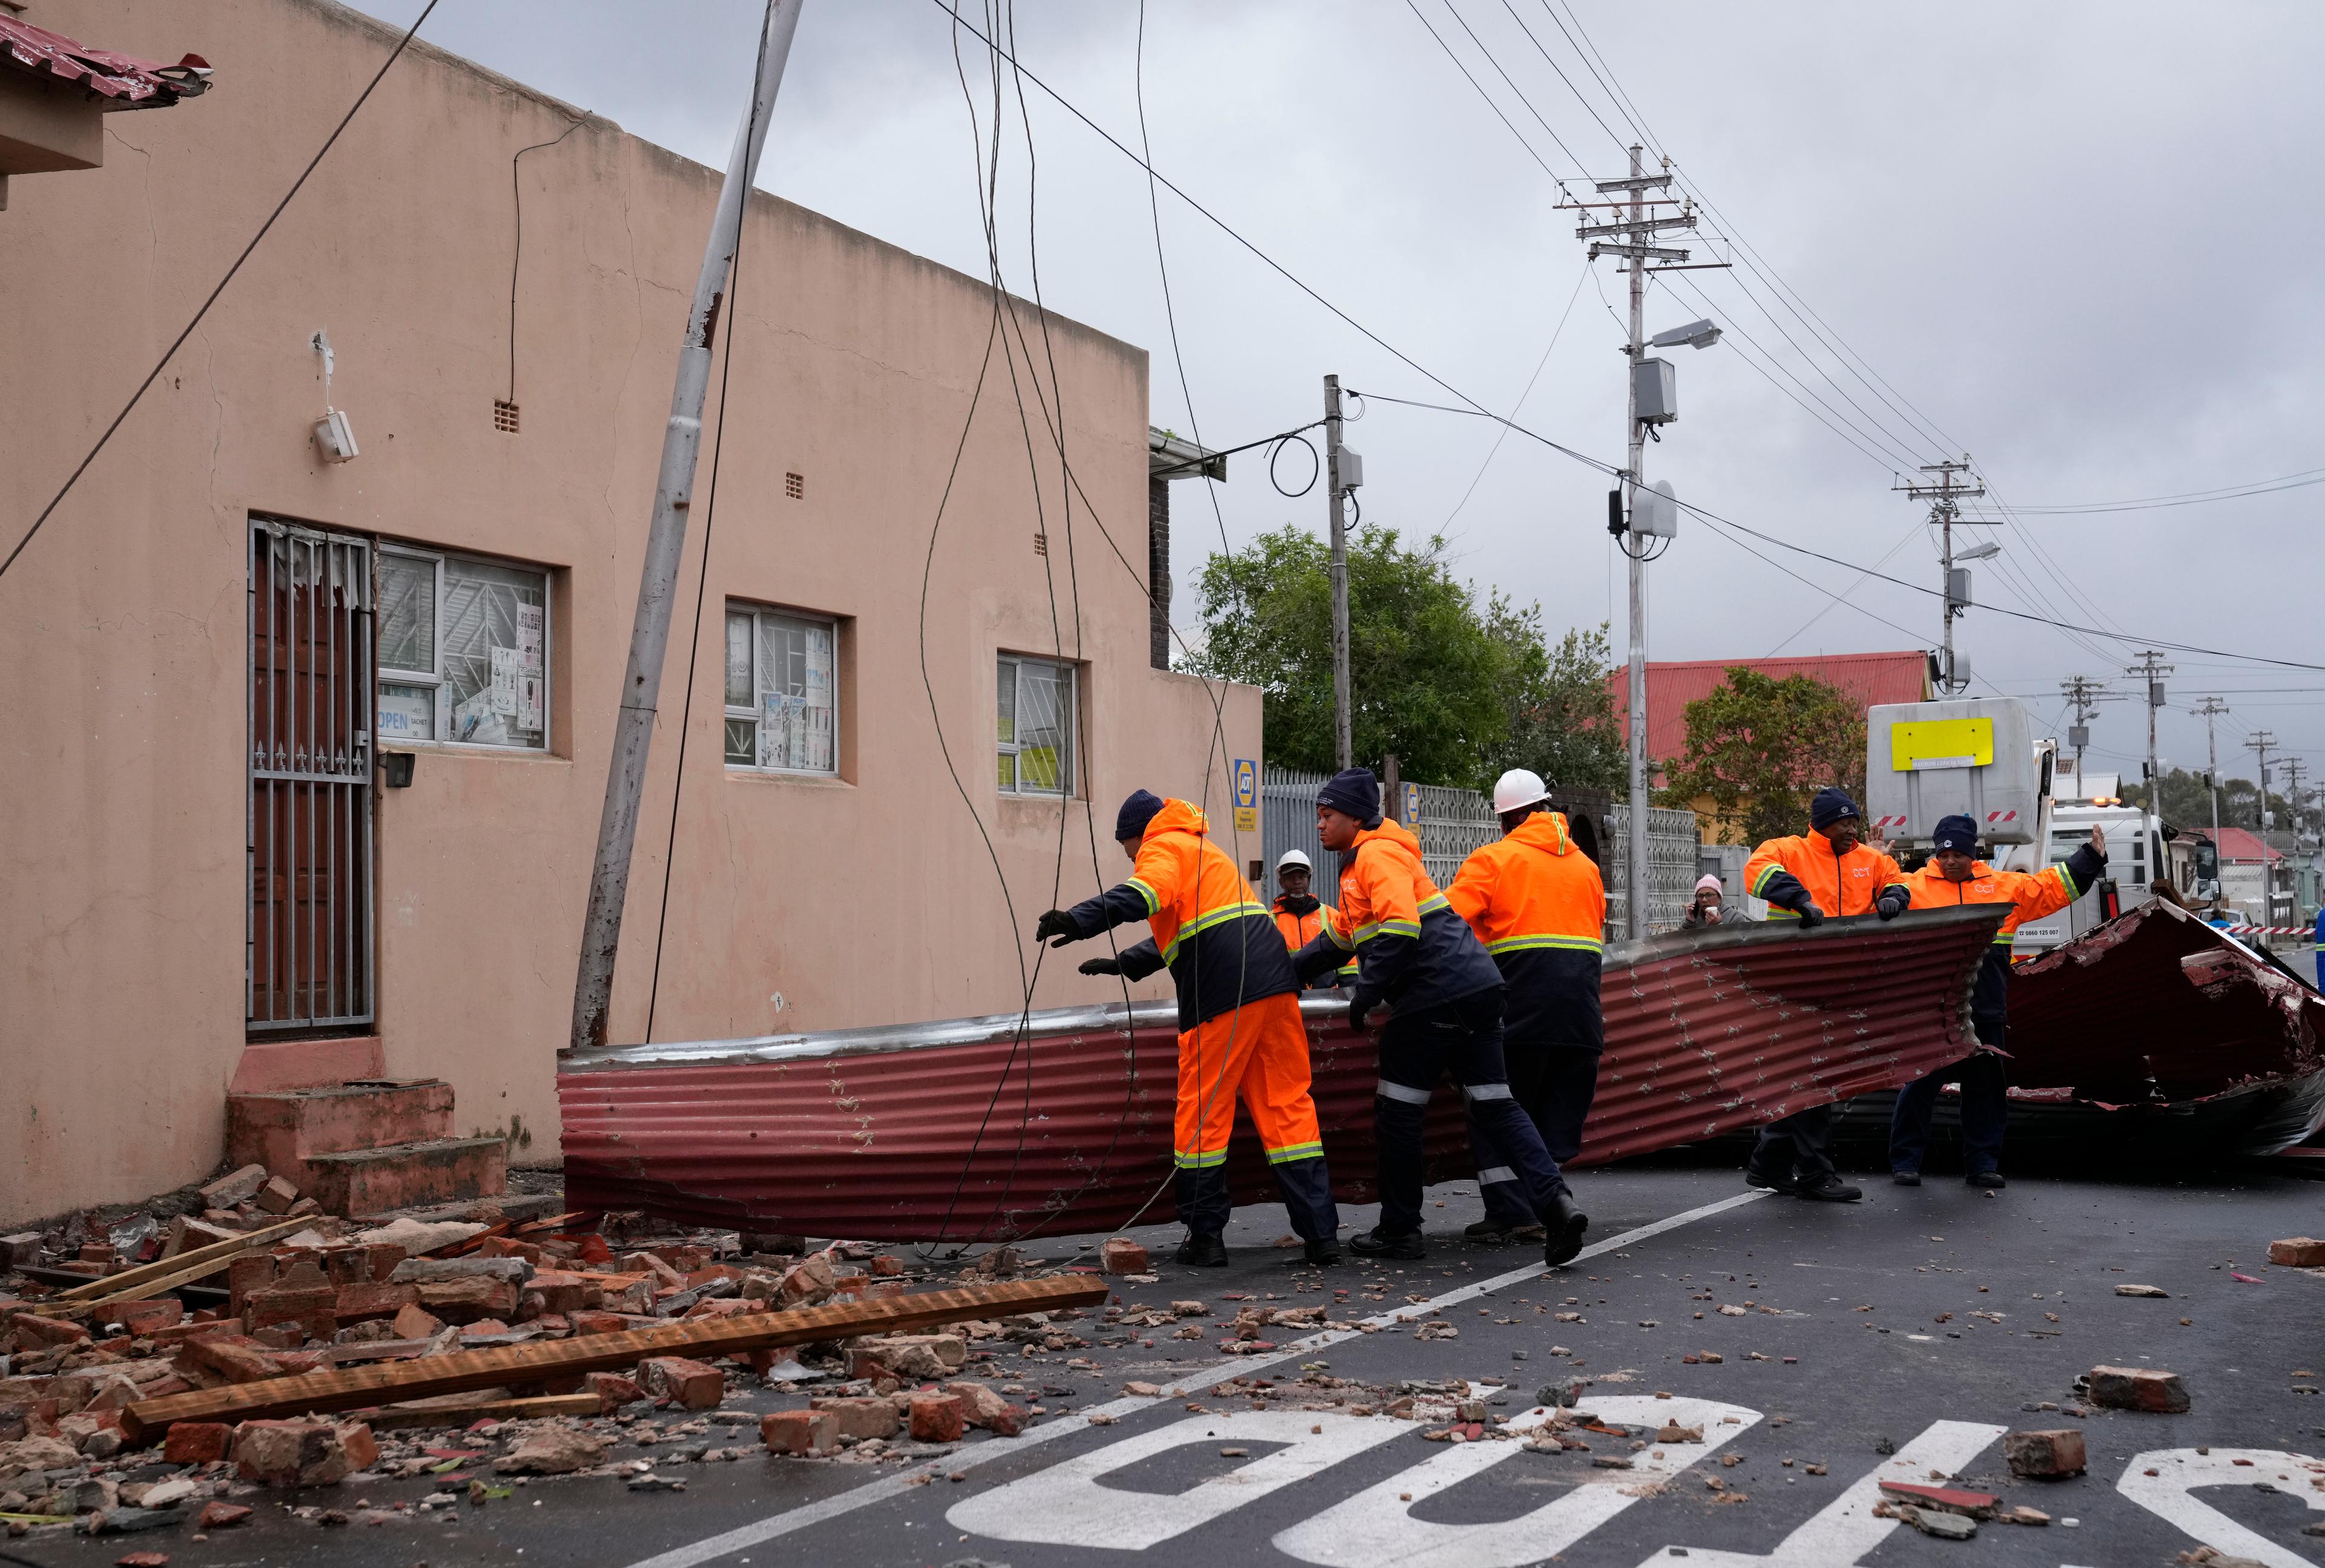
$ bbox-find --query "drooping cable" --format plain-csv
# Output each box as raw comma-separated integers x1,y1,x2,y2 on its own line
1,0,442,584
507,114,587,405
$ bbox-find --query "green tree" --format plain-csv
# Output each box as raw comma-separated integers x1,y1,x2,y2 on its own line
1656,667,1867,845
1496,615,1627,793
2123,765,2267,829
1193,524,1520,786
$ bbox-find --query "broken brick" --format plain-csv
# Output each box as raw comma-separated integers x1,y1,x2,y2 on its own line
945,1380,1012,1429
332,1281,418,1325
777,1254,837,1308
526,1271,602,1316
1098,1237,1149,1276
226,1253,278,1317
231,1418,375,1486
176,1336,286,1386
585,1372,643,1413
2087,1365,2191,1414
2269,1237,2325,1268
809,1396,899,1441
254,1174,302,1214
492,1427,607,1475
200,1164,269,1207
194,1501,252,1529
389,1302,444,1340
761,1409,838,1455
414,1275,519,1324
96,1299,183,1336
909,1394,964,1443
2003,1428,2087,1478
638,1357,725,1409
570,1311,630,1337
10,1313,90,1348
246,1260,335,1343
162,1421,234,1464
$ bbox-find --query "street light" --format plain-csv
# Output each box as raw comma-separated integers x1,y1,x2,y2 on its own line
1649,318,1723,350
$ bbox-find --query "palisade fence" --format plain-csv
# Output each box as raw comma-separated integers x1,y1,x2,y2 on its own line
1261,765,1700,937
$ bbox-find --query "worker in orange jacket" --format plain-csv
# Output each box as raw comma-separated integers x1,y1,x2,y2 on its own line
1273,850,1356,989
1880,812,2108,1188
1288,768,1587,1268
1036,791,1339,1269
1739,786,1910,1203
1444,769,1606,1244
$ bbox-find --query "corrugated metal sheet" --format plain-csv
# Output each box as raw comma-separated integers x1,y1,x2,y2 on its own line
0,16,211,107
559,905,2003,1241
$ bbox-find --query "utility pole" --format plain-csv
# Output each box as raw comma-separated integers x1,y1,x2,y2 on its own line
2125,651,2174,811
571,0,802,1055
2247,730,2278,831
2057,676,2111,799
1572,146,1695,938
1322,374,1354,771
2192,695,2230,839
1898,459,1988,694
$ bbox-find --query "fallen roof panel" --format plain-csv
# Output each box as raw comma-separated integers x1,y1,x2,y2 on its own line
560,906,2003,1241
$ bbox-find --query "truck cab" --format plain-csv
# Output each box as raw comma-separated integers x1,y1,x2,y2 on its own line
2004,773,2167,956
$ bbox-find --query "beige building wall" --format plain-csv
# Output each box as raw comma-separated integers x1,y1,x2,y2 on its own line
1,0,1261,1224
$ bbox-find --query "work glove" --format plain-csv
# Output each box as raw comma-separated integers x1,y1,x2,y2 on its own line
1793,901,1825,929
1876,887,1910,921
1034,909,1080,947
1347,986,1385,1026
1079,955,1122,977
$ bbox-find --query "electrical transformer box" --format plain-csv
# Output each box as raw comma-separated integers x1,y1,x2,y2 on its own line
1865,696,2042,846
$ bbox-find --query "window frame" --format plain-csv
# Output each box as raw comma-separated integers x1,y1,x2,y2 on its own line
722,601,842,778
375,543,553,753
995,652,1080,799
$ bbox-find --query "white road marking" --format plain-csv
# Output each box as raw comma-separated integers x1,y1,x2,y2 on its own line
619,1188,1770,1568
2116,1448,2325,1568
948,1409,1408,1549
1634,1419,2006,1566
1275,1396,1761,1567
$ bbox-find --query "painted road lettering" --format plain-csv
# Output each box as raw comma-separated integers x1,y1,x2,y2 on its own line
1275,1397,1759,1568
946,1409,1407,1550
2117,1448,2325,1568
1635,1419,2005,1567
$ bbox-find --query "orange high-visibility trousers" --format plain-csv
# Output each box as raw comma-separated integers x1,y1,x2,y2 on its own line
1172,991,1324,1171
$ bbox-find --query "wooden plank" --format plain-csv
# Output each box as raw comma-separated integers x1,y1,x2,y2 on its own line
357,1392,599,1431
511,1211,588,1236
49,1219,309,1304
121,1273,1105,1443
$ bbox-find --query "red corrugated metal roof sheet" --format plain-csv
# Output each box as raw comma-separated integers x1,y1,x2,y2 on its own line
1609,651,1931,766
2204,826,2281,864
558,904,2003,1240
0,15,211,108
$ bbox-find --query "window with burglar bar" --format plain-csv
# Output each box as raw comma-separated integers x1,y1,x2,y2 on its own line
997,654,1077,796
377,547,550,751
725,604,839,774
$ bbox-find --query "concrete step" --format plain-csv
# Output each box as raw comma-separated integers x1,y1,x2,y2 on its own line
227,1079,454,1173
300,1135,509,1219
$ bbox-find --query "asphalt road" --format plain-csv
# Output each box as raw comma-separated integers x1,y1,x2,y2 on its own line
20,1164,2323,1568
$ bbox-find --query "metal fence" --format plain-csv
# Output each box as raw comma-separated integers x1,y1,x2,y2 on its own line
1262,765,1701,935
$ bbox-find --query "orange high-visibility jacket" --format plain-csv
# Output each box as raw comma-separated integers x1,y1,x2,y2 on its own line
1895,842,2106,1029
1060,799,1294,1029
1273,895,1356,988
1444,811,1605,1048
1291,819,1501,1010
1744,833,1908,918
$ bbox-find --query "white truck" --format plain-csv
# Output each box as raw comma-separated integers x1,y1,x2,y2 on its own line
1864,698,2166,957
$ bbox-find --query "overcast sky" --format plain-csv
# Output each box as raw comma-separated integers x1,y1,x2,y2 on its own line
360,0,2325,793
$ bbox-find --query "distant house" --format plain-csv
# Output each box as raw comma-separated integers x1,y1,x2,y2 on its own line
2208,826,2291,925
1608,651,1932,842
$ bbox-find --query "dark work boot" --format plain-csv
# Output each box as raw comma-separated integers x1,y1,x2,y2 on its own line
1348,1227,1426,1260
1175,1232,1228,1267
1303,1238,1343,1267
1966,1169,2006,1189
1795,1173,1864,1202
1744,1165,1799,1196
1542,1190,1589,1268
1891,1170,1922,1187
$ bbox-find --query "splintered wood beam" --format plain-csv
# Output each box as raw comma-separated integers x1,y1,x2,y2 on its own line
49,1218,311,1304
121,1273,1106,1443
357,1392,601,1431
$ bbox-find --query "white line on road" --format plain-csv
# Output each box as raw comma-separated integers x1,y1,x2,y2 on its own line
622,1188,1770,1568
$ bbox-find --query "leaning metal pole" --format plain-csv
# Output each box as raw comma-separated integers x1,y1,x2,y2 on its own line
571,0,802,1054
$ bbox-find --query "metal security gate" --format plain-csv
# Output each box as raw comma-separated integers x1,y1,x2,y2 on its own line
249,519,375,1032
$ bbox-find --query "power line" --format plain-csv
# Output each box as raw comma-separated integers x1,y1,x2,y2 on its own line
1,0,442,584
1402,0,1575,186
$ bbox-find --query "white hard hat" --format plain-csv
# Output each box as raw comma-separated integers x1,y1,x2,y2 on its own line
1276,849,1312,871
1492,768,1551,815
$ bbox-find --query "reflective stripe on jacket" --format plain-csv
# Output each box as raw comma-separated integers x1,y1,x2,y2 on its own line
1274,896,1356,989
1293,819,1502,1012
1898,843,2106,1029
1744,832,1908,918
1062,798,1297,1029
1443,811,1606,1049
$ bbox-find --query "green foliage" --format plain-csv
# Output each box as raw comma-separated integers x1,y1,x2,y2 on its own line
2123,765,2271,829
1657,667,1867,845
1497,618,1628,793
1190,524,1615,790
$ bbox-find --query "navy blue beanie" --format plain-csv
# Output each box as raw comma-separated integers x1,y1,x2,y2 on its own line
1932,813,1979,854
1115,789,1166,842
1316,767,1382,827
1809,786,1862,831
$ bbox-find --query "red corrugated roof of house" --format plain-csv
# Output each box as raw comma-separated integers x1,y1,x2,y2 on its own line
1609,651,1931,765
2204,826,2280,863
0,15,211,108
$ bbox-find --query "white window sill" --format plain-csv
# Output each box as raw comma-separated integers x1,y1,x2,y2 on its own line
378,740,564,764
724,766,852,789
